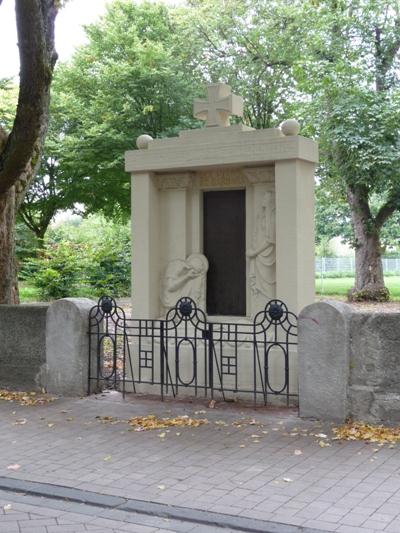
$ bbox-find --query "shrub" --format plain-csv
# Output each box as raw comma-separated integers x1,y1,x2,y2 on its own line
29,216,131,300
33,241,83,300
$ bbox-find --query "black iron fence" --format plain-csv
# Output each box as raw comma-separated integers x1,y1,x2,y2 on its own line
88,296,298,406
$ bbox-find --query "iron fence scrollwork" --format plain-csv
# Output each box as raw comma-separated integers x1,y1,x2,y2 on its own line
88,295,297,405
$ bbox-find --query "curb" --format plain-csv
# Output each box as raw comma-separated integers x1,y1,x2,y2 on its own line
0,476,327,533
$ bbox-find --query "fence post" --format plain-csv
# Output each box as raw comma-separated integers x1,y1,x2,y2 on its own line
46,298,96,396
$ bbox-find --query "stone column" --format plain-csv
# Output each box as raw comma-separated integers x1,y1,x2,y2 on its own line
274,159,315,314
298,301,351,422
131,171,160,318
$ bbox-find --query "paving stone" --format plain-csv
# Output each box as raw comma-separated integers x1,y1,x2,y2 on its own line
0,395,399,532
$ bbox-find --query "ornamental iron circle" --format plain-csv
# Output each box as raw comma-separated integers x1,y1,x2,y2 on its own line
267,301,287,321
99,296,115,315
179,300,193,317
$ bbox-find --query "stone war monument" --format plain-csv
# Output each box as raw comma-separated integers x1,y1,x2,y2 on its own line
125,82,318,321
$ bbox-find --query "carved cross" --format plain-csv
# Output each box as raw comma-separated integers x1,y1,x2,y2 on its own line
193,83,243,127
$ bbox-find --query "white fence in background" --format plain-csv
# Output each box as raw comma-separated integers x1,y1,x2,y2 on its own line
316,257,400,275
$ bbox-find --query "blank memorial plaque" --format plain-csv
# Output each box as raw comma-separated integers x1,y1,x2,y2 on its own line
203,190,246,316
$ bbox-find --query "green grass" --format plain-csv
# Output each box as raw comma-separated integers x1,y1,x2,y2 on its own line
316,276,400,299
19,283,41,303
19,276,400,303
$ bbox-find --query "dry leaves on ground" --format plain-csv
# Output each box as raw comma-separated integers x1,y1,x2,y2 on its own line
97,414,208,432
333,422,400,444
127,414,208,431
0,390,56,406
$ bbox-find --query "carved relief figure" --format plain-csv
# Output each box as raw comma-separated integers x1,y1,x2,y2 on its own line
246,191,276,298
161,254,209,310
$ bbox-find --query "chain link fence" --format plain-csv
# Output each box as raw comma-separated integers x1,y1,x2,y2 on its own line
316,257,400,277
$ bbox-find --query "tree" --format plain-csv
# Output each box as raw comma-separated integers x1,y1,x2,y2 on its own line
301,0,400,300
183,0,304,128
0,0,59,303
17,90,82,243
47,0,202,220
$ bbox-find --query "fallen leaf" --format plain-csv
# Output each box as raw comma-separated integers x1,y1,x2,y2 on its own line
47,423,55,428
127,415,208,432
332,422,400,444
7,464,21,471
0,390,55,406
215,420,228,426
318,440,331,448
283,477,293,483
13,418,27,425
294,449,302,456
315,433,328,439
103,456,112,461
159,432,166,438
239,444,246,448
3,504,12,511
158,484,166,490
208,400,216,409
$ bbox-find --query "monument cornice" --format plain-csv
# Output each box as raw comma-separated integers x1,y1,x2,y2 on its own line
126,126,318,174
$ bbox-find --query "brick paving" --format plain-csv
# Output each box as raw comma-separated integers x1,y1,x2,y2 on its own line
0,487,236,532
0,392,399,532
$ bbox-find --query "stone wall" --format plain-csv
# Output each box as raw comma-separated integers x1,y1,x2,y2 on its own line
0,304,49,390
0,298,95,395
298,301,400,423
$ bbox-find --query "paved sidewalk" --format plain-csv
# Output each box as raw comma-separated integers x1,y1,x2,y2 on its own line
0,392,399,532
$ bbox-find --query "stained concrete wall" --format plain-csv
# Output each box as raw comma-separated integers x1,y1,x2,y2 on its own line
299,301,400,423
0,298,95,395
0,304,48,390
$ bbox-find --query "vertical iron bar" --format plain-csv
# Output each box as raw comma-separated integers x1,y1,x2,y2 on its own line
160,321,164,401
208,323,214,399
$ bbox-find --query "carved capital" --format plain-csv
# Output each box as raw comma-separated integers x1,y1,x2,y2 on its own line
243,166,274,184
156,173,193,190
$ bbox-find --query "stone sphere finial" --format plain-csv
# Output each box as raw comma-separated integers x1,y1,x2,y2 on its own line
280,119,300,136
136,134,153,150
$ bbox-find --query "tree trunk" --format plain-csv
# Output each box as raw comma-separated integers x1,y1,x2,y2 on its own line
0,188,19,304
0,1,59,304
347,185,389,302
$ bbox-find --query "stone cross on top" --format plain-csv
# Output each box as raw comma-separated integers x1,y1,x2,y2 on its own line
193,83,243,127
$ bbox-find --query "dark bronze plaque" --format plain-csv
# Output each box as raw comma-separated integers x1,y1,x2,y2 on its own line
203,189,246,316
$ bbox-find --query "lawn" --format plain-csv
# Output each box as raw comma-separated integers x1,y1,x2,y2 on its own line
316,276,400,299
18,277,400,303
19,283,41,302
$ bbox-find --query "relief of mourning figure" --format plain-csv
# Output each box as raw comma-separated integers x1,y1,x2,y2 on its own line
160,253,209,311
246,190,276,300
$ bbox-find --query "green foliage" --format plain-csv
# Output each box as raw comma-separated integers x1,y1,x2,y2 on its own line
33,240,82,300
29,215,131,300
0,79,18,131
46,0,202,220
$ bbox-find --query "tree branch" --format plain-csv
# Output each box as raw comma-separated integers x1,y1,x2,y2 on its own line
375,192,400,229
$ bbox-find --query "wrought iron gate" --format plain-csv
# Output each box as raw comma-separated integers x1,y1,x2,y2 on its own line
88,296,298,405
